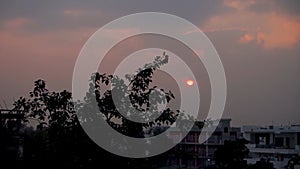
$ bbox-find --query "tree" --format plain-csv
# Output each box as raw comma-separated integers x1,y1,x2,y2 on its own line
75,52,182,167
214,139,249,169
86,52,178,137
285,155,300,169
13,52,183,168
13,80,90,168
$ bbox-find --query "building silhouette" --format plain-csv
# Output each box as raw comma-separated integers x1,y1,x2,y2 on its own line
167,119,241,169
242,124,300,168
0,109,25,168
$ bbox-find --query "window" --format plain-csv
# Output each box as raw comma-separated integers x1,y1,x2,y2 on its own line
259,137,266,145
224,127,228,133
275,137,284,147
286,137,290,148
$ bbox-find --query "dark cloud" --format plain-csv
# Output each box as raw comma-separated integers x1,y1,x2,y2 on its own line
244,0,300,16
275,0,300,15
1,0,225,31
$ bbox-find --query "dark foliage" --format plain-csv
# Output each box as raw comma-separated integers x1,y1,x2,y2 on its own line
9,53,182,168
214,139,249,169
285,155,300,169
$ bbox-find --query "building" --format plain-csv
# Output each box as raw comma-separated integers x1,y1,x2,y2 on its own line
167,119,241,169
242,125,300,169
0,109,25,168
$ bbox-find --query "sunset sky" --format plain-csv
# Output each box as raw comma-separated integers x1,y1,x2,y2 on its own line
0,0,300,126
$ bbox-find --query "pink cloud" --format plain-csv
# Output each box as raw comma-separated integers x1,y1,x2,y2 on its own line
223,0,256,10
101,28,141,40
0,17,97,83
64,9,86,16
0,27,94,59
2,17,34,30
240,14,300,49
239,33,255,43
255,14,300,49
202,0,300,50
0,16,147,87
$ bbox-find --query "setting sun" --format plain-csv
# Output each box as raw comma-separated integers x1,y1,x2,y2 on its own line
186,80,194,86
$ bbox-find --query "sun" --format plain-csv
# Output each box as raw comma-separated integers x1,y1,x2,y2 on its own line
186,80,194,86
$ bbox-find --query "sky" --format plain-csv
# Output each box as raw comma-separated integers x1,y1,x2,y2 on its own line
0,0,300,126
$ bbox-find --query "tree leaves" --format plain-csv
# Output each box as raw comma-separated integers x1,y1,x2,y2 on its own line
8,52,187,168
214,139,250,169
13,80,78,131
84,52,180,138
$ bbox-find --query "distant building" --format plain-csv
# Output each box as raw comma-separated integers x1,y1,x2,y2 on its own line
0,109,25,167
242,124,300,169
167,119,241,169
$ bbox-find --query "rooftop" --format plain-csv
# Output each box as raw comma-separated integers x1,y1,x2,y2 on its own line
242,125,300,133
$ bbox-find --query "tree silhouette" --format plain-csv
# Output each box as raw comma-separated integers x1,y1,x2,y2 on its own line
285,155,300,169
214,139,249,169
13,52,184,168
13,79,90,168
82,52,178,138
